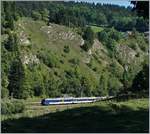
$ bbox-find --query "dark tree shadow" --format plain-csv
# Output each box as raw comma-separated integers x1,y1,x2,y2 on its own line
2,104,149,133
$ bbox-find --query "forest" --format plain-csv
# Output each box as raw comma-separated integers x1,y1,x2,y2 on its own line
1,1,149,111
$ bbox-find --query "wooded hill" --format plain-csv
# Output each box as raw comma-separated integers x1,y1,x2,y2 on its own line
1,1,149,99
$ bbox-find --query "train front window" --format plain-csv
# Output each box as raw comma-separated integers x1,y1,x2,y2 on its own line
48,99,61,103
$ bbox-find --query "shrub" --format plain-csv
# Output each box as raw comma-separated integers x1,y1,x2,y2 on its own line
98,30,108,42
60,59,64,64
61,54,66,57
82,27,94,44
132,64,149,92
1,100,25,115
54,71,58,76
136,52,140,57
139,44,147,51
31,11,42,20
34,84,44,97
128,42,137,50
68,58,79,65
93,67,97,72
14,100,25,113
81,40,92,51
1,88,9,98
64,45,70,53
37,52,59,68
81,27,94,51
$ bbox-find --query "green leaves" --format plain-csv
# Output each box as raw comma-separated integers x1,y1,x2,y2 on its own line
64,45,70,53
132,64,149,92
37,51,59,68
32,11,42,21
81,27,94,51
8,58,25,98
1,100,25,115
4,33,18,52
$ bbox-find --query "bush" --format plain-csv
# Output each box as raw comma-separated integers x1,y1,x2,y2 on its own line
139,44,147,51
1,100,25,115
1,88,9,99
60,59,64,64
98,30,108,42
92,67,97,72
98,28,121,47
81,27,94,51
83,27,94,43
31,11,42,20
132,64,148,92
81,40,92,51
128,42,137,50
64,45,70,53
37,52,59,68
68,58,79,65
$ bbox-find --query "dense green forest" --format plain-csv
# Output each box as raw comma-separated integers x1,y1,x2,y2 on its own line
1,1,149,100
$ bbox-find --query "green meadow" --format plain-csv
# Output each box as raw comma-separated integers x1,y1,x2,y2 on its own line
2,98,149,133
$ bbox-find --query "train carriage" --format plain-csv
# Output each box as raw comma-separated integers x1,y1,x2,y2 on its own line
41,97,99,105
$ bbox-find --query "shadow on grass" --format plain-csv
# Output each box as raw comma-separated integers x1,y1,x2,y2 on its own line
2,104,149,133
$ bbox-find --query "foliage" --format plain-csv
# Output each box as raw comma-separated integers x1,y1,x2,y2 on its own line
128,42,137,50
131,1,149,19
109,16,148,32
81,27,94,51
68,58,79,65
61,68,97,97
2,1,20,33
31,11,42,21
98,28,120,56
109,61,123,78
81,40,91,51
82,27,94,43
64,45,70,53
40,8,49,23
2,1,148,32
4,32,18,52
1,100,25,115
98,73,109,96
98,27,121,43
1,74,9,98
31,8,49,24
8,58,25,98
108,77,123,96
132,64,149,92
44,72,61,97
37,51,59,68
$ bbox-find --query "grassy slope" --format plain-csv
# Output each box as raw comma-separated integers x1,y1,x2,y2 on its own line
91,25,104,33
15,18,148,93
16,18,100,83
18,19,109,77
2,98,149,133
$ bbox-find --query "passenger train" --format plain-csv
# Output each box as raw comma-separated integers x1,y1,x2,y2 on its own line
41,96,108,105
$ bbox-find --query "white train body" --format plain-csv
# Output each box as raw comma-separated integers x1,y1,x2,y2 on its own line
41,96,110,105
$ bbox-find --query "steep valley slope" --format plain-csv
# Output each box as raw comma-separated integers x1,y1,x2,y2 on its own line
3,17,148,97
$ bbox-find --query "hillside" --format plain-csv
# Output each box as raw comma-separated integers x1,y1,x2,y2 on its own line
16,17,148,96
2,16,148,99
1,1,149,99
